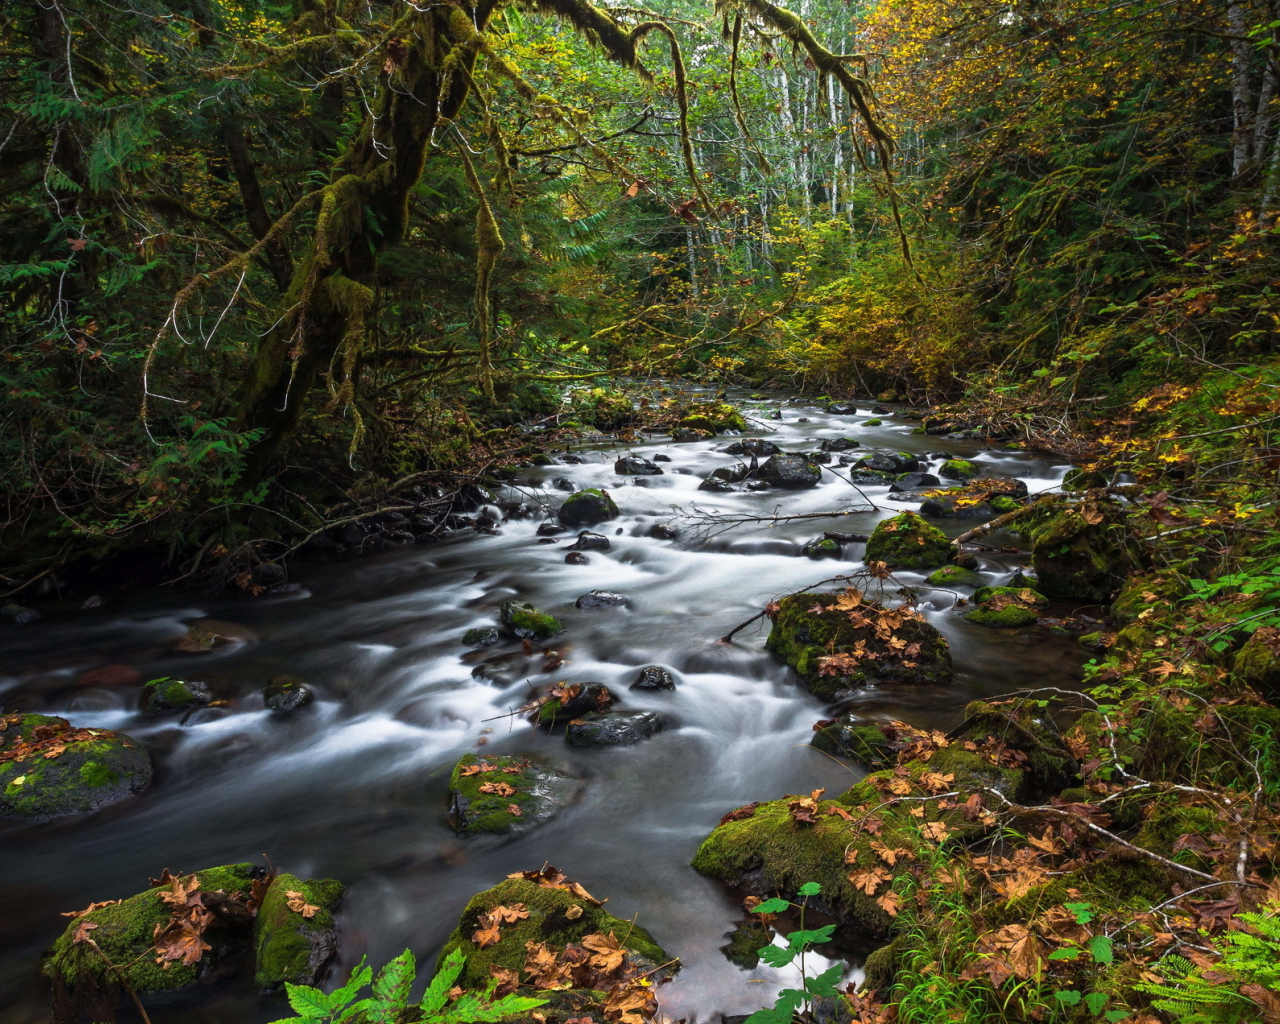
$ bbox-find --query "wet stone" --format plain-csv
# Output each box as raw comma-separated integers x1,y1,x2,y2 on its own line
820,437,860,452
565,552,590,565
759,453,822,489
576,590,627,609
653,453,672,462
263,675,314,714
1,603,41,625
558,488,619,528
722,438,782,456
671,427,712,442
827,402,858,414
632,666,677,690
647,522,680,540
565,710,665,748
139,677,211,715
890,472,940,492
552,477,576,492
801,538,843,560
615,456,663,475
570,531,611,552
698,478,737,493
537,522,565,537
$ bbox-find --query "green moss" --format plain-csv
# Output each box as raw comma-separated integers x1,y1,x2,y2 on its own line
954,700,1075,791
253,873,343,989
864,512,953,570
0,715,151,820
692,750,1019,935
448,753,576,835
811,718,897,768
437,878,666,990
989,495,1022,513
861,938,901,992
558,488,619,528
1025,502,1137,602
720,922,772,969
1133,803,1219,873
1110,571,1190,625
676,401,747,433
499,600,562,641
862,418,883,426
1231,631,1280,702
925,565,984,587
973,585,1047,607
571,388,637,430
44,864,260,993
939,459,979,480
802,537,842,559
139,677,209,715
766,591,953,700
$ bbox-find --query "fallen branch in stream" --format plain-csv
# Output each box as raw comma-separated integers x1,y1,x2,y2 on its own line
675,503,877,542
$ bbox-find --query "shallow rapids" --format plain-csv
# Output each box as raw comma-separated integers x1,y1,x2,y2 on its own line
0,393,1089,1022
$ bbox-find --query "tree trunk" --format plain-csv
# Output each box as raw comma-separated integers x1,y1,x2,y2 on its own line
1230,0,1255,177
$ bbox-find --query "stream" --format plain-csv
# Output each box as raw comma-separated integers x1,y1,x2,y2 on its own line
0,392,1090,1023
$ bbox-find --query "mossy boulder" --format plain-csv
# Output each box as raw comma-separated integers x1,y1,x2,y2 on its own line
1062,467,1110,491
810,716,898,768
139,676,211,714
801,537,842,560
437,877,666,990
1133,802,1221,874
253,872,344,989
448,753,580,836
925,565,985,588
44,864,264,994
676,401,747,434
262,675,314,714
766,590,952,700
965,587,1046,628
571,388,637,430
1232,627,1280,702
952,699,1076,791
864,511,953,570
691,748,1019,935
760,453,823,489
939,459,979,480
1110,571,1191,626
1025,501,1136,602
499,601,563,641
989,495,1022,514
0,713,151,821
967,605,1038,627
558,489,619,529
530,682,616,727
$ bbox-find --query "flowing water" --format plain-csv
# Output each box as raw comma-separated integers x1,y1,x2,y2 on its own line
0,393,1089,1023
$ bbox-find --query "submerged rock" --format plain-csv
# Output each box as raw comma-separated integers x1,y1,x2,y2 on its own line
139,676,212,715
462,626,500,648
766,589,952,700
566,710,664,747
558,488,619,528
1,603,40,625
801,537,842,560
863,511,953,570
437,875,668,991
632,666,677,690
499,600,563,641
448,753,579,836
759,454,822,489
0,713,151,821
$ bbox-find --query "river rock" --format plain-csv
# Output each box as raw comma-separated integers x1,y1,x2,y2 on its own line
890,472,940,492
966,585,1047,628
653,453,672,462
615,456,663,476
1,603,40,625
939,458,980,480
536,522,565,537
647,522,680,540
252,872,344,989
853,453,897,473
499,600,563,641
0,713,152,821
566,710,664,747
251,562,286,589
528,682,616,726
708,462,751,483
864,511,953,570
698,477,737,493
576,590,626,609
559,488,619,528
565,552,590,565
805,451,833,464
552,477,576,492
463,626,500,648
436,875,668,992
767,589,953,700
846,468,894,484
676,402,747,433
919,495,994,519
722,438,781,456
925,565,986,587
672,427,712,442
632,666,677,690
801,537,842,560
448,753,579,836
759,454,822,489
820,437,860,452
810,714,901,768
827,402,858,414
569,531,611,552
262,675,314,714
139,676,212,715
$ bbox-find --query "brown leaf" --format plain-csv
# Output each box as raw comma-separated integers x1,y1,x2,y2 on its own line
582,931,626,974
720,802,758,825
491,964,521,998
479,780,517,796
507,803,523,816
285,891,319,919
1241,983,1280,1023
876,891,901,917
158,875,201,908
61,900,121,919
603,978,656,1024
848,866,892,895
472,912,503,949
491,903,531,924
71,920,99,945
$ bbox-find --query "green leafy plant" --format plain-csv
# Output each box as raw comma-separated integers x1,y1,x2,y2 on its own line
744,881,845,1024
269,948,545,1024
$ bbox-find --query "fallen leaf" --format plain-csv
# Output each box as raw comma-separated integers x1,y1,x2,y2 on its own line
285,891,319,919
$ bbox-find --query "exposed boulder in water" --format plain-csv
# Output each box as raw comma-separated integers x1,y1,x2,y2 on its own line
810,715,943,769
565,552,589,565
576,590,626,609
759,453,822,489
671,426,712,442
676,401,748,434
536,521,565,536
558,488,619,528
632,666,677,690
262,675,314,714
462,626,500,647
966,585,1047,628
527,682,616,726
568,531,611,552
766,589,953,700
252,872,344,989
499,600,563,641
890,472,940,492
448,753,579,836
646,522,680,540
706,462,751,483
826,402,858,414
819,437,860,452
615,456,663,476
566,710,664,747
939,458,980,480
436,873,669,993
863,511,953,570
139,676,211,714
0,713,151,820
698,477,737,493
801,537,842,560
924,565,986,587
722,438,781,456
